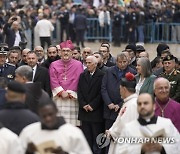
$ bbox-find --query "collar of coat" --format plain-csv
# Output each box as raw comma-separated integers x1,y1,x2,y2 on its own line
138,115,157,126
5,102,27,109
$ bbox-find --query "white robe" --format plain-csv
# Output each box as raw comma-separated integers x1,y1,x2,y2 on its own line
114,117,180,154
0,128,23,154
108,93,138,153
19,122,92,154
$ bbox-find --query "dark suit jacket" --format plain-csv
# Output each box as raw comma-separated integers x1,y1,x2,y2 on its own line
135,74,156,96
78,69,105,122
0,88,6,109
74,14,87,30
3,23,26,48
33,65,52,97
25,82,50,113
101,66,136,120
0,63,16,82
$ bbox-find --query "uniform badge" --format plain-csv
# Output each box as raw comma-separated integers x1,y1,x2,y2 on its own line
170,81,177,85
7,74,13,79
1,47,4,52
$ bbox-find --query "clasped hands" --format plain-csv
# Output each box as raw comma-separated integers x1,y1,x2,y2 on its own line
83,104,93,112
57,91,76,100
108,103,119,112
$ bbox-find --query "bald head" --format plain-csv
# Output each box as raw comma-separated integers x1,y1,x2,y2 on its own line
34,46,44,61
139,52,149,59
34,46,43,51
154,77,170,90
154,77,170,101
82,47,92,61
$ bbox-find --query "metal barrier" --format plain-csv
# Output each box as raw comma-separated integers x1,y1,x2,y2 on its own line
151,23,180,43
85,18,180,43
85,18,112,42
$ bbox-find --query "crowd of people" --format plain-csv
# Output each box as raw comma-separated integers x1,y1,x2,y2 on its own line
0,0,180,48
0,38,180,153
0,0,180,154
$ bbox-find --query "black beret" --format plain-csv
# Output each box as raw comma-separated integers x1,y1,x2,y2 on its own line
120,72,136,88
125,44,136,52
0,46,9,54
136,45,145,52
156,43,169,55
8,81,26,94
163,55,175,62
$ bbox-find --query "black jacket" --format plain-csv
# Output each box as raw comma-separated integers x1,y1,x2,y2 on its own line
3,23,27,48
101,66,136,120
41,56,60,69
0,63,16,82
33,65,52,97
78,69,105,122
25,82,50,113
0,102,39,135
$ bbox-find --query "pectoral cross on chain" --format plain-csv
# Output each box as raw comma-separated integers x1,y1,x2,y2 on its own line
161,110,164,117
63,76,67,81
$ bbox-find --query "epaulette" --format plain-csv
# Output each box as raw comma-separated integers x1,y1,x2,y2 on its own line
173,70,180,75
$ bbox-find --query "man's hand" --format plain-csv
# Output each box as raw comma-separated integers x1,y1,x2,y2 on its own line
26,142,37,153
108,103,115,110
141,142,163,153
87,105,93,111
83,105,89,112
105,130,112,139
61,91,69,99
114,105,120,112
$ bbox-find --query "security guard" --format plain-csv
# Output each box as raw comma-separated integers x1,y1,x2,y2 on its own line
0,46,15,82
160,55,180,102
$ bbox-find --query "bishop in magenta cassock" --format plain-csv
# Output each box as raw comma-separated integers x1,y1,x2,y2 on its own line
49,40,83,126
154,77,180,132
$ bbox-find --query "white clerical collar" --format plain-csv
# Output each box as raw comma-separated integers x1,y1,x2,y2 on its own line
124,93,138,103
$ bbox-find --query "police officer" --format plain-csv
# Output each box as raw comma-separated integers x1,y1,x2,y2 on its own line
112,8,122,47
0,46,16,81
160,55,180,102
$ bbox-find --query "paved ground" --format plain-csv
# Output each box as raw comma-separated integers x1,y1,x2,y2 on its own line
83,41,180,60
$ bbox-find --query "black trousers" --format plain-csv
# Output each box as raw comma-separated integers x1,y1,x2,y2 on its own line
60,24,69,42
69,23,76,42
76,29,85,47
40,37,51,49
82,121,104,154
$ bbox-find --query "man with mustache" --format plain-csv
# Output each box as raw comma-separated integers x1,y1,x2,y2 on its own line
49,40,83,126
41,45,60,69
159,55,180,102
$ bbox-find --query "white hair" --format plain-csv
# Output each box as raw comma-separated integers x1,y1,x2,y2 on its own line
86,55,98,64
153,77,171,90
